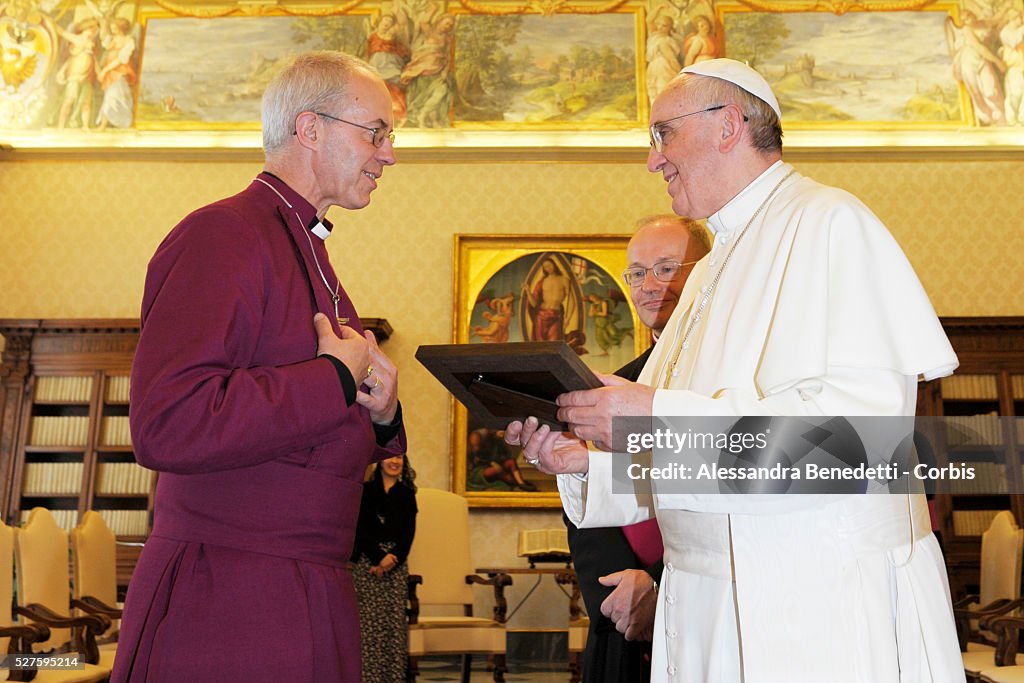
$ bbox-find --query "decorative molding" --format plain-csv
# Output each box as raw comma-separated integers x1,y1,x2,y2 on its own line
152,0,368,16
457,0,631,15
733,0,939,13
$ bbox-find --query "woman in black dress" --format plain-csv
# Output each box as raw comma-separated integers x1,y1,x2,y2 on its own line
352,453,418,683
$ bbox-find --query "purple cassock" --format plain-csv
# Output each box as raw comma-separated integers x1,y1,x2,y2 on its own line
112,172,407,682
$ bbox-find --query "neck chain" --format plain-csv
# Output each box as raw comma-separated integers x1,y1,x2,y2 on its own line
254,177,348,326
662,169,796,389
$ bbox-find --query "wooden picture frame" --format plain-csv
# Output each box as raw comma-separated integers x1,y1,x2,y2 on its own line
416,341,604,430
449,233,643,508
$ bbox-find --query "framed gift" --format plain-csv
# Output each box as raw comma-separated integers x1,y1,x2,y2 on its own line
448,233,644,508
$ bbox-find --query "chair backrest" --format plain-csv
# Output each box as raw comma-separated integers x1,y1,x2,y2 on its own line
979,510,1024,607
14,508,72,650
0,520,14,656
407,488,474,607
70,511,118,607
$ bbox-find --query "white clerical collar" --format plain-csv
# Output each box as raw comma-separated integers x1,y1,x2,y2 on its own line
706,160,789,237
255,173,334,240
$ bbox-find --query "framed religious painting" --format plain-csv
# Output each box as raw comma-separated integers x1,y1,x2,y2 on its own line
449,234,646,508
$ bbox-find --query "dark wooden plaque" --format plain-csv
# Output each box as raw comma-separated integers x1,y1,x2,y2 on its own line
415,342,603,430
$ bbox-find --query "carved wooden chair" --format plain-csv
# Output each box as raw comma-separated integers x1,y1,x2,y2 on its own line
975,615,1024,682
70,511,122,661
406,488,511,683
13,509,112,675
1,516,108,682
956,511,1024,682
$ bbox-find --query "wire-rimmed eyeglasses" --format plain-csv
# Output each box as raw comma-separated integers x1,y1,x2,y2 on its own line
314,112,395,148
648,104,751,153
622,259,700,287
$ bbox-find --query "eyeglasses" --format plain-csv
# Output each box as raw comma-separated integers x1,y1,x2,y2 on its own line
621,259,700,287
314,112,395,148
649,104,747,153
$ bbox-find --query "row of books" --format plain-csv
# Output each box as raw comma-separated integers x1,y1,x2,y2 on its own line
22,462,84,495
945,462,1010,494
31,375,131,403
99,416,132,447
95,462,155,495
96,509,149,536
27,415,135,447
944,414,1005,445
28,416,90,446
952,509,1004,536
941,374,999,400
105,376,130,403
35,375,94,402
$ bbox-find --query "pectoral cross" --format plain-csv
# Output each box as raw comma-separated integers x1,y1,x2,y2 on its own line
332,294,349,327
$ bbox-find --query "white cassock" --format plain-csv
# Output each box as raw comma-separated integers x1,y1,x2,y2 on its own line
559,161,966,683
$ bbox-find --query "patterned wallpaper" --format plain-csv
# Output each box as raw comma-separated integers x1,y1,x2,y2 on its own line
1,154,1022,626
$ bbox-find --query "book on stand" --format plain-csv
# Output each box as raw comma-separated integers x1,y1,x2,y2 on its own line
517,528,571,567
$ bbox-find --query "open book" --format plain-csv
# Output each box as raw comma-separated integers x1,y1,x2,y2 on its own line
517,528,570,561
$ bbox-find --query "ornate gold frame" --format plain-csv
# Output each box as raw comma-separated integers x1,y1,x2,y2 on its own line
449,233,642,508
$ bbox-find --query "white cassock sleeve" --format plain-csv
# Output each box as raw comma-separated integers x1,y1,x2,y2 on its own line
561,365,915,522
558,451,655,528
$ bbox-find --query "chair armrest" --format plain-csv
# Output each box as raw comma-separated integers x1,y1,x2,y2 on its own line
16,603,109,665
979,599,1024,630
954,594,981,609
987,615,1024,666
954,597,1019,650
1,623,51,682
407,574,423,625
71,596,123,620
467,572,511,624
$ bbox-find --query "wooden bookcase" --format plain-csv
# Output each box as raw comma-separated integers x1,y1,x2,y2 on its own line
0,319,146,592
917,317,1024,600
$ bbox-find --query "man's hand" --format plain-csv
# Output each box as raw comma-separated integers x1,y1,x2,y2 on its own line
314,313,370,382
598,569,657,642
556,374,656,452
503,416,589,475
354,330,399,425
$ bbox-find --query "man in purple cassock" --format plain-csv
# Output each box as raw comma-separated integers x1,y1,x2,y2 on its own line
112,52,404,682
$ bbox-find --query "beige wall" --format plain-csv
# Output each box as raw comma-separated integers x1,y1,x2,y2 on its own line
1,152,1022,625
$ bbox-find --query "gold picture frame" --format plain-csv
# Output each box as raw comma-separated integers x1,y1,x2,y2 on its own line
450,233,644,508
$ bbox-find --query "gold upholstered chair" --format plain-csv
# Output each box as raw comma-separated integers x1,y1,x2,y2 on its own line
13,509,112,674
406,488,512,683
70,511,122,661
956,511,1024,682
1,516,108,683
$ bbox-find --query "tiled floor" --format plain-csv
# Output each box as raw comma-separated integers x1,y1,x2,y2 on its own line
417,655,574,682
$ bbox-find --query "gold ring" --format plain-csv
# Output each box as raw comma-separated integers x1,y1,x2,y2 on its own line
367,365,375,376
374,376,382,389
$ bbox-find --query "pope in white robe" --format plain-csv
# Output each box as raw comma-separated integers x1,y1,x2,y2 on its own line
507,60,966,683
